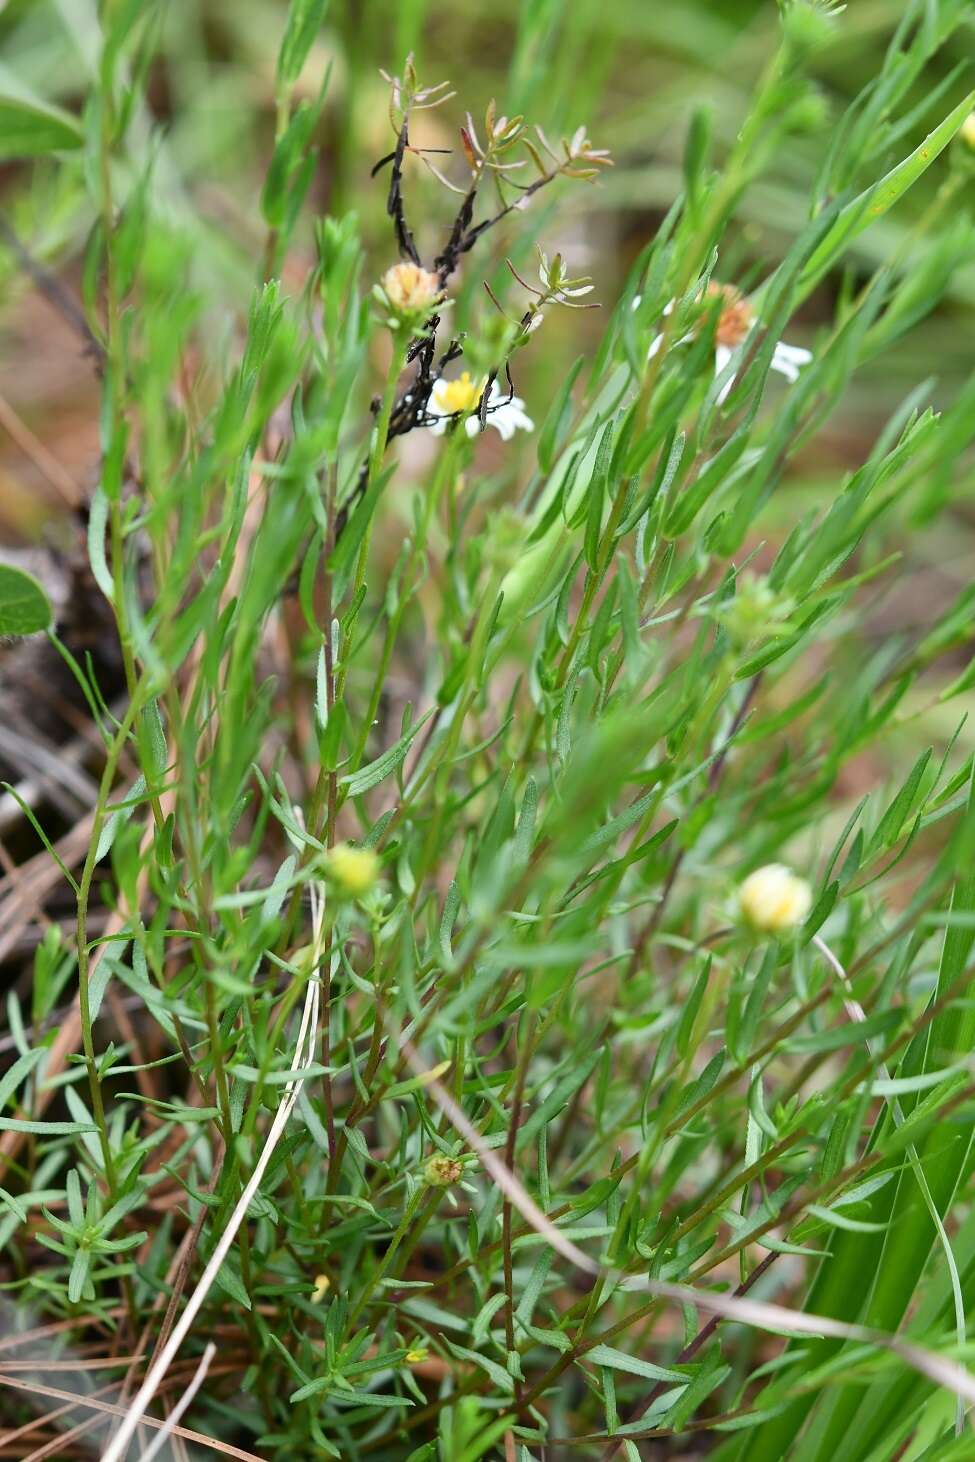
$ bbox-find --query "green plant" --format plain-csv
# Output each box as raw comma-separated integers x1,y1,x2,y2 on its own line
3,1,975,1459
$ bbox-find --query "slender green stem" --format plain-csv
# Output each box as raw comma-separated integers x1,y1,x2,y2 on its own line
76,687,148,1195
345,1184,429,1328
337,338,407,709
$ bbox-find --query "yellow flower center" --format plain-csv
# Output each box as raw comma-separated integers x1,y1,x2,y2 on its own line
434,371,482,415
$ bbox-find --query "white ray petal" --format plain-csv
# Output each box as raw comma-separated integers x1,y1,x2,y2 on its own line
771,339,813,383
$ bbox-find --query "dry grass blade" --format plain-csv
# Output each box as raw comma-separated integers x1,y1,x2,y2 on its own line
0,1375,263,1460
136,1343,216,1462
100,875,327,1462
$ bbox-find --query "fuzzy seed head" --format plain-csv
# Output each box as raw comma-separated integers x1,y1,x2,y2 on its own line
739,864,812,934
381,262,442,316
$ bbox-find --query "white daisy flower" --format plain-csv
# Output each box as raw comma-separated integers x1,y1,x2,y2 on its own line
426,371,534,441
638,282,812,403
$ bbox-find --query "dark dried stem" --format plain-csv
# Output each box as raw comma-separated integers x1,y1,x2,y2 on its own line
0,216,104,365
386,119,421,266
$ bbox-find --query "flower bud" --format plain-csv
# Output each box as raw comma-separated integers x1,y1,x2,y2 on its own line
327,842,380,897
781,0,841,55
961,113,975,152
423,1154,463,1188
716,573,795,647
739,864,811,934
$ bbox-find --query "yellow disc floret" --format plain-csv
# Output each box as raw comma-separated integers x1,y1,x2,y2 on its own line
706,282,754,348
431,371,482,416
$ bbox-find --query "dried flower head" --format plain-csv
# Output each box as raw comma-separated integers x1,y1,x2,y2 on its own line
529,123,613,182
327,843,380,897
380,54,455,131
460,99,526,177
739,864,812,934
536,249,596,308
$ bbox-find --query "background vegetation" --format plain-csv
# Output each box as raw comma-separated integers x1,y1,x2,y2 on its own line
3,1,975,1458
